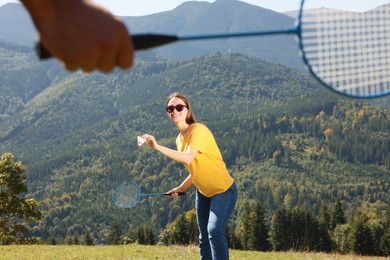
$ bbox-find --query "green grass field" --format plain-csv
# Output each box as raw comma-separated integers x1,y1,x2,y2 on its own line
0,245,386,260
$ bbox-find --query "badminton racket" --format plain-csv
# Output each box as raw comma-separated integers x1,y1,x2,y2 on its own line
112,182,186,208
36,0,390,98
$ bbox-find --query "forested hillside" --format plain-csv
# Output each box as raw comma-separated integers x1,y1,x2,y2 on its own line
0,42,389,252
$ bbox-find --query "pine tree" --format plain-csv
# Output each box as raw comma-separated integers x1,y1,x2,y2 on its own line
108,222,122,245
250,202,271,251
144,226,155,245
50,237,57,245
74,235,79,245
237,201,252,250
317,201,333,251
66,236,73,245
318,201,331,230
348,212,374,255
171,214,189,245
270,206,290,251
185,209,198,244
380,228,390,256
84,230,94,246
379,207,390,256
137,226,146,244
226,221,241,249
331,198,346,230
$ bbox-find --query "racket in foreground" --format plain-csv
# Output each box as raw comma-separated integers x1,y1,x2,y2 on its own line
36,0,390,98
112,182,186,208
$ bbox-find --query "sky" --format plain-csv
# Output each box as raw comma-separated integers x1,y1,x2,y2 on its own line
0,0,388,16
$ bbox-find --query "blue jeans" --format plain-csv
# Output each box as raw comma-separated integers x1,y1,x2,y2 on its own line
195,182,237,260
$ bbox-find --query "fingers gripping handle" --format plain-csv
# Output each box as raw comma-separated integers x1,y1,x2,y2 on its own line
163,192,186,196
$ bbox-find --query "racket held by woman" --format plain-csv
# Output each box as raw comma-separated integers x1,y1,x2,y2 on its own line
112,182,186,208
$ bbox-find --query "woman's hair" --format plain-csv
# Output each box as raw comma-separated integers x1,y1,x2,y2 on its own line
166,92,197,125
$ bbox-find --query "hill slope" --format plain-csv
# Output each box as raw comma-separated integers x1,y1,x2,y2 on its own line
0,43,389,243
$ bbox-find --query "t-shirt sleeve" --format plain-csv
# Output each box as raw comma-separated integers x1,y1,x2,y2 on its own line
187,124,211,153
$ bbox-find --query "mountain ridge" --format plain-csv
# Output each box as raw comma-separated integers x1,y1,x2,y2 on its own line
0,1,302,69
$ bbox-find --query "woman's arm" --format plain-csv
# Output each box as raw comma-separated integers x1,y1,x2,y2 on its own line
165,175,193,198
155,145,198,166
142,134,198,166
169,175,193,193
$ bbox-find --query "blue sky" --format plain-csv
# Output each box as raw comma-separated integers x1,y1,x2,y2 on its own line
0,0,387,16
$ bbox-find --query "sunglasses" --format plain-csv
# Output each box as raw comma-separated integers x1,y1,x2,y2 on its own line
165,104,187,113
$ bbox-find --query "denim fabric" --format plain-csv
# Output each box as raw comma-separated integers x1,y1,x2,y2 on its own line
195,182,238,260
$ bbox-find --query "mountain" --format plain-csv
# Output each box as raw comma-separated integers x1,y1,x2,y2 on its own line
123,0,301,68
0,1,389,245
0,50,320,156
0,1,303,69
0,42,389,243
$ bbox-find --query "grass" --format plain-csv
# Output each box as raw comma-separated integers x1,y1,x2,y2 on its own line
0,244,386,260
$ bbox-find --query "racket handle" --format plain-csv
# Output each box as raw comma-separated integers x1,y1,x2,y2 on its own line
35,42,51,59
35,34,179,60
163,192,186,196
132,34,179,50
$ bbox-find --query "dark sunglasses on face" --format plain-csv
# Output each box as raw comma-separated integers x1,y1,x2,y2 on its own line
165,104,187,113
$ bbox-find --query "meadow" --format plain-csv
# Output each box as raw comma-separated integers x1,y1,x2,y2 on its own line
0,245,387,260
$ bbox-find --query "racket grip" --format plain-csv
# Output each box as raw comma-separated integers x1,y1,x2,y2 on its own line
132,34,179,50
163,192,186,196
35,34,179,60
35,42,51,59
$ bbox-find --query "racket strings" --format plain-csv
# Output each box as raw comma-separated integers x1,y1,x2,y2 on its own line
113,183,140,208
301,4,390,97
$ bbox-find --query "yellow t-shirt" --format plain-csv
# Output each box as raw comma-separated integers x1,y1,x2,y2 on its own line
176,123,234,197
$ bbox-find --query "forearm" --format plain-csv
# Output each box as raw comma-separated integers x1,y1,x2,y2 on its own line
155,144,196,166
178,175,193,191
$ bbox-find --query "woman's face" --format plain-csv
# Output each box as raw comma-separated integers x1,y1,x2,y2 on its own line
166,97,188,124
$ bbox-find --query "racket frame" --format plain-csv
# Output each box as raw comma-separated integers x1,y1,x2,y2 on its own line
112,182,185,208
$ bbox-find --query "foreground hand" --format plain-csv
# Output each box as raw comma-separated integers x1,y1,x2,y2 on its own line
23,0,134,72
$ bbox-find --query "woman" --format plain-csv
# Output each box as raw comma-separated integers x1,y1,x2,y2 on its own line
142,92,237,260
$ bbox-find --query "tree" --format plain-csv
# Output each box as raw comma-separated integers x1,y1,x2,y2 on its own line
137,226,146,244
318,201,331,230
226,221,241,249
145,225,155,245
271,206,325,252
66,236,73,245
50,237,57,245
73,235,79,245
380,228,390,256
270,206,290,251
237,201,252,250
348,211,374,255
331,198,346,230
250,202,271,251
185,209,198,245
379,207,390,256
317,201,333,251
333,224,350,254
83,230,94,246
0,153,42,244
108,222,122,245
170,214,189,245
